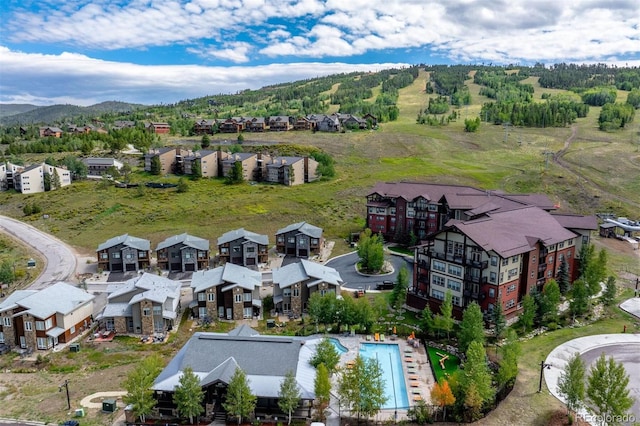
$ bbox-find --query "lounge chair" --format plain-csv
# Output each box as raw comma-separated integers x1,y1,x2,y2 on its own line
410,381,420,387
380,334,385,341
366,335,371,341
374,333,380,341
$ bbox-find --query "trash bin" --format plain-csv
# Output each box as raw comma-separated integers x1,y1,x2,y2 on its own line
69,343,80,353
266,319,275,329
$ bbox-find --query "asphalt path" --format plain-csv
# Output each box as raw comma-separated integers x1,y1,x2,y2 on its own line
325,251,413,290
0,215,77,290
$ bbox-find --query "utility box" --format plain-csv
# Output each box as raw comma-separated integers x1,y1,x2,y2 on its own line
102,399,117,413
74,408,85,417
266,319,275,328
69,343,80,353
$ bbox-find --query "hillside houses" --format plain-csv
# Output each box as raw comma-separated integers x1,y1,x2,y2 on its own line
0,162,72,194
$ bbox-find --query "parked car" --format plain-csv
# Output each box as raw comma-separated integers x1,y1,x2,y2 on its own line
376,280,395,290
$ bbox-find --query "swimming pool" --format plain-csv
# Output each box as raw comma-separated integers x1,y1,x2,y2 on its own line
359,343,409,410
330,337,348,354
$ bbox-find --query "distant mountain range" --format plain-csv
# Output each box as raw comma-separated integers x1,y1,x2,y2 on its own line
0,101,143,126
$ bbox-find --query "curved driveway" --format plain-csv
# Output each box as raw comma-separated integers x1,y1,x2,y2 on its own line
0,215,77,290
326,251,413,290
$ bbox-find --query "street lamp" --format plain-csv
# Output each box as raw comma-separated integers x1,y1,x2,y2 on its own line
538,361,551,393
59,379,70,410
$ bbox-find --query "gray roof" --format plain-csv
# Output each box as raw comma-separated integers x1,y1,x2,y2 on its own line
450,206,578,258
156,233,210,251
272,259,342,289
223,152,255,162
152,329,316,399
267,157,304,168
275,222,323,238
0,290,38,313
190,263,261,293
82,157,123,167
97,233,150,251
0,282,93,319
217,228,269,246
107,273,181,302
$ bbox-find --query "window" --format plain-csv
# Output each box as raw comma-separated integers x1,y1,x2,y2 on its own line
198,293,206,302
428,204,438,212
502,258,508,266
101,253,108,259
293,288,300,297
45,318,52,329
448,264,462,277
547,270,553,278
507,284,516,294
70,325,75,334
143,308,151,316
243,307,253,319
500,272,504,282
490,255,498,266
447,279,461,292
511,255,519,262
559,254,564,262
138,251,147,258
25,321,32,331
283,288,292,297
153,306,162,315
234,294,243,303
125,253,133,260
432,275,445,287
246,246,255,253
37,337,49,350
311,238,319,245
243,293,251,302
199,307,207,318
207,293,215,302
488,288,495,298
185,252,192,259
559,241,565,248
431,289,445,301
548,255,554,264
198,251,207,258
508,268,518,279
489,271,497,283
233,246,240,253
36,321,45,331
298,238,306,246
433,261,446,272
277,236,284,243
532,255,536,263
288,237,295,244
0,332,3,343
220,247,229,254
2,317,10,327
505,299,515,309
112,252,121,259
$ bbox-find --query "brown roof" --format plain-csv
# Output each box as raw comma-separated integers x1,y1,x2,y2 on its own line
451,206,578,258
368,182,484,202
551,214,599,230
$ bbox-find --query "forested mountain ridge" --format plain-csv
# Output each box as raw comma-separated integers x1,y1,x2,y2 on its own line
0,101,143,126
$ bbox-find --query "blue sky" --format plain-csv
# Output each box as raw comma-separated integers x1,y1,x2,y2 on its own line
1,0,639,106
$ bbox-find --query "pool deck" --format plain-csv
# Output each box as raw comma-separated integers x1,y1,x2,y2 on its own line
331,335,435,421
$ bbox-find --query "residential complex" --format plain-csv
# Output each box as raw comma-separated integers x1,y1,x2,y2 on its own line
0,162,72,194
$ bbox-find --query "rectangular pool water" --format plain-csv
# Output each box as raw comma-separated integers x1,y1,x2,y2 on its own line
359,343,410,410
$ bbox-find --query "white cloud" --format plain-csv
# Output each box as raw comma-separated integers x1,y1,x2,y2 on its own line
0,46,408,105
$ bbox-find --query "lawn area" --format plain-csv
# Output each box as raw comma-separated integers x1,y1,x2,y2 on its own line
427,345,461,383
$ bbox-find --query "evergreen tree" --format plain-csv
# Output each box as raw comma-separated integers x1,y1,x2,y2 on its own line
570,279,590,318
173,367,204,424
0,261,15,285
356,228,384,273
278,371,301,425
601,276,617,307
458,302,485,353
150,156,161,175
201,133,211,148
557,352,586,416
557,257,570,295
314,363,331,422
176,177,189,193
419,306,435,338
586,353,634,423
460,341,494,416
491,299,506,339
223,368,257,425
51,168,61,190
539,280,561,324
390,264,409,309
191,159,202,179
123,354,164,423
225,161,244,184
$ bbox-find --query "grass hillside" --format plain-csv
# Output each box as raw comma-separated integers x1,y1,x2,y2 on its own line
1,69,639,255
0,104,40,118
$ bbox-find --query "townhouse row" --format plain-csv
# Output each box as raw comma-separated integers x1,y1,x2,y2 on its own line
96,222,324,273
144,148,320,185
365,181,598,321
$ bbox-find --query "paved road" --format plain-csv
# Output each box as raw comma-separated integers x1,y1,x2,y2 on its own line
0,215,77,290
325,251,413,290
